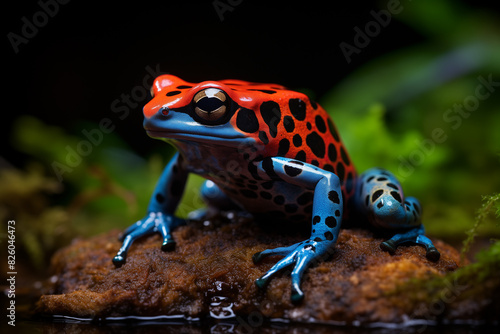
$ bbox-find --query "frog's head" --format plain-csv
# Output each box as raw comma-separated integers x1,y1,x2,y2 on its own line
144,75,246,146
144,74,321,155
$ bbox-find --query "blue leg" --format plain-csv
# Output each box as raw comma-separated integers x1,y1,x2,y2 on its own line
252,157,343,303
113,153,187,267
355,168,440,261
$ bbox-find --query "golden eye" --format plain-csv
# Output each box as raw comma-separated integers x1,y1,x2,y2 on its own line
150,86,155,98
193,88,229,122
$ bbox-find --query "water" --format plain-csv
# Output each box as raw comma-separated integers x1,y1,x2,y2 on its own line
4,293,496,334
9,315,497,334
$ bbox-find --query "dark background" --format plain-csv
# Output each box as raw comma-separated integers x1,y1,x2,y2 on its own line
2,3,500,330
6,0,496,165
3,2,500,327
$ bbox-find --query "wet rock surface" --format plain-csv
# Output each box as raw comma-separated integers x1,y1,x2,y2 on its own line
35,215,497,325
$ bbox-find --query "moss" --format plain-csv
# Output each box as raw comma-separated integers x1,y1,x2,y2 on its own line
461,193,500,263
36,221,463,323
0,165,72,269
387,194,500,321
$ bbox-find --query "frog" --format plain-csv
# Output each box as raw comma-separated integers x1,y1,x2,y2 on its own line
112,74,440,303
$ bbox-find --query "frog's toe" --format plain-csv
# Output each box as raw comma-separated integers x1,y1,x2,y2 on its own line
254,241,322,303
112,234,137,268
254,275,270,289
156,216,183,252
113,213,182,268
252,244,299,264
112,254,126,267
380,239,397,254
161,239,176,252
118,221,142,242
252,251,263,264
415,234,440,261
426,246,440,262
289,248,316,304
254,247,298,290
291,283,304,304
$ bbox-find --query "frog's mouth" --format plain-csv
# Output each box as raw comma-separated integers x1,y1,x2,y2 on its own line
143,109,254,147
146,129,247,146
145,128,253,148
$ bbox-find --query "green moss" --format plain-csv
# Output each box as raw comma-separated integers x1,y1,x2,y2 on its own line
0,165,72,269
412,238,500,307
387,194,500,319
461,193,500,263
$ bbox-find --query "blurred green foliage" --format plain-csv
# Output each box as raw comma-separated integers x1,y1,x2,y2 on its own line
2,116,207,267
400,193,500,311
2,0,499,268
323,0,500,237
0,165,69,269
461,193,500,263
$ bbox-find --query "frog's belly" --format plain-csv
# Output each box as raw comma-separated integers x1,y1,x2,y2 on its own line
217,179,314,223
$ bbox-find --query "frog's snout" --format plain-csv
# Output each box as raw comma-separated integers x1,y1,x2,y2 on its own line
145,105,170,119
143,105,171,133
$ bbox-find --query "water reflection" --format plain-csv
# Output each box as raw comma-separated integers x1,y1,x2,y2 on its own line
14,316,495,334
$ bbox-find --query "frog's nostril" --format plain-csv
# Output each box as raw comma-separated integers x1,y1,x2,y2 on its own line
159,107,169,116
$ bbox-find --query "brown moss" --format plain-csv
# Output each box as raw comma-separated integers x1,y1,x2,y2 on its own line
36,217,494,324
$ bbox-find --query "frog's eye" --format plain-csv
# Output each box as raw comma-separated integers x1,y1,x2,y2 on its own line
193,88,229,122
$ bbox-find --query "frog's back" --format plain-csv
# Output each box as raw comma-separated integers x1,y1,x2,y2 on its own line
220,79,358,204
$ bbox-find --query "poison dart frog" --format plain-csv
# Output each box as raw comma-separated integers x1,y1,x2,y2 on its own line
113,75,440,303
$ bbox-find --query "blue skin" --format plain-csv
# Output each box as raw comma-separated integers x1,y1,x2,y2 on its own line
354,168,439,261
113,107,439,304
252,157,344,302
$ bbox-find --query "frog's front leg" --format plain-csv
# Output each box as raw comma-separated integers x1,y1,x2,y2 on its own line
112,152,187,267
252,157,343,303
355,167,440,261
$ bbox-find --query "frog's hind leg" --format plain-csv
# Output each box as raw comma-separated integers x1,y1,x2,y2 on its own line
355,168,440,261
187,180,240,221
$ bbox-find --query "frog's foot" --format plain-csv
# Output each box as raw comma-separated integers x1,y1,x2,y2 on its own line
112,212,184,267
253,240,332,304
380,224,440,261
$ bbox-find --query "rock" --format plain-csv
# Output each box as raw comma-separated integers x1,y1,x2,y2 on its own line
35,215,494,325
